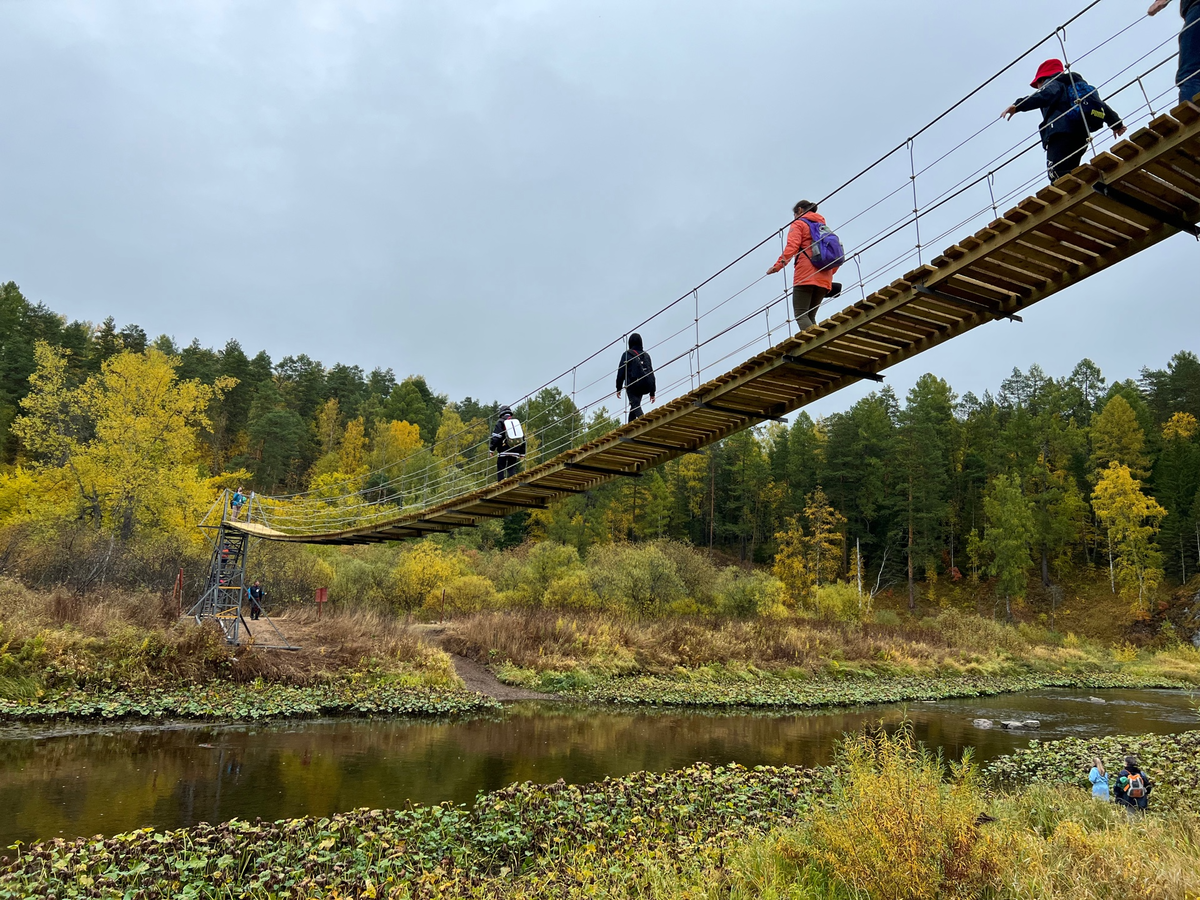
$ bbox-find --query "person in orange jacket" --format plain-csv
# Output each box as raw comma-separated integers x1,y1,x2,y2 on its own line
767,200,840,332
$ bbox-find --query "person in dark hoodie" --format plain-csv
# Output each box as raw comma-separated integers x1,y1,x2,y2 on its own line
615,333,656,423
1004,59,1126,182
488,405,526,483
1114,754,1154,815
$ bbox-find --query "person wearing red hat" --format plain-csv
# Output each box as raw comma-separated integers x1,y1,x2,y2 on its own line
1003,59,1127,182
1149,0,1200,104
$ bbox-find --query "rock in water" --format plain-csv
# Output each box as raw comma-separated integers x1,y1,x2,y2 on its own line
1022,720,1041,729
1000,720,1024,729
973,718,994,729
1089,696,1106,704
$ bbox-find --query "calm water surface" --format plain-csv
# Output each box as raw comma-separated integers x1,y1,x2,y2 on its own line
0,688,1195,849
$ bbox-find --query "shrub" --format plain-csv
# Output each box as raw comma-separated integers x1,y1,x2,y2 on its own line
654,540,720,608
802,724,1003,900
812,581,866,622
543,570,600,611
586,543,685,616
427,575,497,616
715,568,784,618
391,542,458,613
509,542,583,607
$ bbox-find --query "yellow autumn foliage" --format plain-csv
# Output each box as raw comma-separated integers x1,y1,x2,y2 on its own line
2,343,230,542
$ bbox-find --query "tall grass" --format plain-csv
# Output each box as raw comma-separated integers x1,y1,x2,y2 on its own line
0,577,451,695
441,606,1199,683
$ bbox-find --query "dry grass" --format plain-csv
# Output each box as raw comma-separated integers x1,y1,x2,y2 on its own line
0,578,453,693
441,608,1040,678
441,607,1200,683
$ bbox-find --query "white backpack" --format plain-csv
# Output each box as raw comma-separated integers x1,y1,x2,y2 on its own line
503,417,524,442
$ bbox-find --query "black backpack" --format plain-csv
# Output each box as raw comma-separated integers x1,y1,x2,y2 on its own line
624,352,652,392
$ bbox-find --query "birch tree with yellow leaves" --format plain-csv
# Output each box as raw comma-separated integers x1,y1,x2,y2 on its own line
1091,462,1166,614
5,343,231,539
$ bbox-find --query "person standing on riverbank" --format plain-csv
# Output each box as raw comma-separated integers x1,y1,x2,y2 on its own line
1114,755,1153,814
1088,757,1110,800
247,581,264,621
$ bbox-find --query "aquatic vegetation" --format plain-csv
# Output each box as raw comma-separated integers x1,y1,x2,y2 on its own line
0,681,499,723
564,672,1187,708
0,762,821,899
987,728,1200,815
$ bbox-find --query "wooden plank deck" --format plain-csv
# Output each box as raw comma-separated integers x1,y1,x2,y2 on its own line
229,99,1200,546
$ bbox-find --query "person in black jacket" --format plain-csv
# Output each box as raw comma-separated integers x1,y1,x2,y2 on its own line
615,333,656,423
488,406,526,483
247,580,264,620
1113,755,1154,815
1004,59,1126,182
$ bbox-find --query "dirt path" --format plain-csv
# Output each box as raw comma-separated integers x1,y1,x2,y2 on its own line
412,625,554,702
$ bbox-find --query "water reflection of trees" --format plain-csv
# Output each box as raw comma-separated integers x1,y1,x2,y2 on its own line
2,690,1194,848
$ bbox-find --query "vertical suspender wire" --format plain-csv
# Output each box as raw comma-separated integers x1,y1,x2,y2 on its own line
907,138,923,265
1056,26,1098,161
987,171,999,219
1136,75,1156,118
779,230,793,330
571,367,578,449
693,289,701,383
853,253,866,301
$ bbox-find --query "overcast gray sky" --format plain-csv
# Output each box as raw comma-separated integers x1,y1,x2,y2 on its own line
1,0,1195,419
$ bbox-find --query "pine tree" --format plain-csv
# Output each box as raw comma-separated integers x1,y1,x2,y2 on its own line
1154,412,1200,580
897,376,954,608
981,474,1035,621
1089,394,1150,481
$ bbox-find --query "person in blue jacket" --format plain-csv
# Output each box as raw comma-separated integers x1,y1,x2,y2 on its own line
1150,0,1200,104
1088,757,1110,801
1004,59,1127,182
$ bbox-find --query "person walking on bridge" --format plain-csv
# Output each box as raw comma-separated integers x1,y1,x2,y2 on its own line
1003,59,1126,183
615,333,656,423
767,200,842,333
1150,0,1200,104
489,406,526,483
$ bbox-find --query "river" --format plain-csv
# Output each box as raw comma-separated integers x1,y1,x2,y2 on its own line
0,687,1195,850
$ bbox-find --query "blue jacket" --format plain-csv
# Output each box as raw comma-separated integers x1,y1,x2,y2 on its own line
1013,72,1123,145
1088,767,1109,798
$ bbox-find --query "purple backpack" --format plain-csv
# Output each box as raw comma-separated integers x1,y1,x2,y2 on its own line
805,220,846,272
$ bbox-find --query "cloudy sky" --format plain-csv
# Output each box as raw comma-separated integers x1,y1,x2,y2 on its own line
1,0,1194,419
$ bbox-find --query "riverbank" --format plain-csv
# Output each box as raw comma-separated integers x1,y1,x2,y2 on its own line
4,727,1197,899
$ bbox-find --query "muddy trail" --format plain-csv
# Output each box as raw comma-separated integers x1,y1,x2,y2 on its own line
411,624,553,701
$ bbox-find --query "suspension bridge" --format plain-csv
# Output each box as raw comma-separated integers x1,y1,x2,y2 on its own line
208,6,1197,554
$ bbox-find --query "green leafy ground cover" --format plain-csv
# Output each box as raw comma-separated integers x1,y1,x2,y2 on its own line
561,672,1187,708
4,727,1200,899
986,728,1200,816
0,682,499,723
0,762,820,899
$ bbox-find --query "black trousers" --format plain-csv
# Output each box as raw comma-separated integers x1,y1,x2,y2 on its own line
792,284,828,327
1045,133,1088,182
627,394,644,423
496,453,520,483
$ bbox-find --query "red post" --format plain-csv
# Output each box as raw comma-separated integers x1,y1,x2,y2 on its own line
315,587,328,620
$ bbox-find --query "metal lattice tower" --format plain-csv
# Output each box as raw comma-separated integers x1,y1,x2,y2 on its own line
190,491,297,649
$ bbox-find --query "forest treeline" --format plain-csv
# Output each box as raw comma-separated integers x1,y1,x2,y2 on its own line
1,279,1198,617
